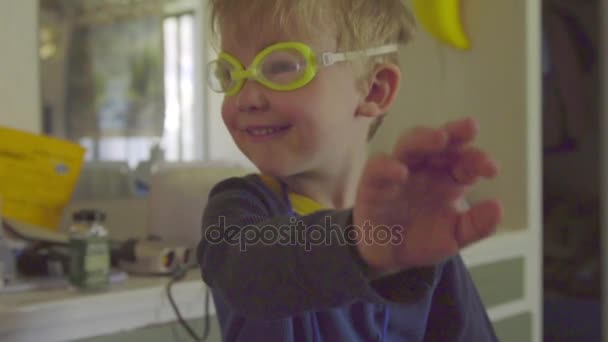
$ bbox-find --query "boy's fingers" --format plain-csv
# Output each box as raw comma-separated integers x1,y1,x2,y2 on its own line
393,118,478,167
454,199,502,248
443,117,479,146
450,148,500,185
393,127,449,166
360,154,409,191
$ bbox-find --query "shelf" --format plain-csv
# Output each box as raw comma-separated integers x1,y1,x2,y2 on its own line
461,229,532,267
0,272,213,342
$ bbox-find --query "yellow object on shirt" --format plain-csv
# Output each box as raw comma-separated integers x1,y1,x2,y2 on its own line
258,175,325,216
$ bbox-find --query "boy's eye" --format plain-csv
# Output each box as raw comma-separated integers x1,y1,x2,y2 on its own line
261,50,306,77
263,60,300,75
215,67,230,81
208,59,237,92
218,62,239,86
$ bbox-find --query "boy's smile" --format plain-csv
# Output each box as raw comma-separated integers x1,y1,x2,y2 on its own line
240,123,293,142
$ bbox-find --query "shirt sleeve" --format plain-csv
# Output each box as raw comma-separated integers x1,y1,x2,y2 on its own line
423,255,499,341
197,176,437,320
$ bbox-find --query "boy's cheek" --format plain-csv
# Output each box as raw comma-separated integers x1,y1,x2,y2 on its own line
220,98,233,113
220,101,237,121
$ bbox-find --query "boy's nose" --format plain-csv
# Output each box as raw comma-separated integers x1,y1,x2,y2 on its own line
236,80,269,113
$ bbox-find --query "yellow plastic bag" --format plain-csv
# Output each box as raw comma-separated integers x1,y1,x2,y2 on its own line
0,126,85,230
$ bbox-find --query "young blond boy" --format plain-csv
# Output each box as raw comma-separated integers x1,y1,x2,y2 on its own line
198,0,502,341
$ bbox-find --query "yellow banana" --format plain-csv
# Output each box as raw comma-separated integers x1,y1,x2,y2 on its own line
411,0,471,50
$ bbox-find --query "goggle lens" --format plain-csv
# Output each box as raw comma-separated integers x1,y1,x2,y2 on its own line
208,59,238,93
258,49,308,87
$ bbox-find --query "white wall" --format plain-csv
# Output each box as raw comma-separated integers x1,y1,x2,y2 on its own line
0,1,41,133
370,0,539,234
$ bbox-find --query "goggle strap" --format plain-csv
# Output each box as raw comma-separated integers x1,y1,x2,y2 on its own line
321,44,400,66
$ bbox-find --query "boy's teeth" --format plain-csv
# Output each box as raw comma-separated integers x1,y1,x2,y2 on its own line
250,127,283,136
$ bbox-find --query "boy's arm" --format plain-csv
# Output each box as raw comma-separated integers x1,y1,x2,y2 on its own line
423,255,498,341
197,177,437,320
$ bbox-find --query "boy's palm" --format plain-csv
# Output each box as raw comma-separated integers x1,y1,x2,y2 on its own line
353,118,502,275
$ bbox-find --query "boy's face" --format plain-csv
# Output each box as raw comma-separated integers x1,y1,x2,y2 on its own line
219,23,372,178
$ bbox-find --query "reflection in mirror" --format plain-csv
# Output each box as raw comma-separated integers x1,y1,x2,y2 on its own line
39,0,202,172
39,0,206,200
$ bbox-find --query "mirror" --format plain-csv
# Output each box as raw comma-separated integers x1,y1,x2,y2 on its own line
39,0,202,170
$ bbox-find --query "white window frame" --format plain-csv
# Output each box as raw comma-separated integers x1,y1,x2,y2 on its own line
164,0,207,161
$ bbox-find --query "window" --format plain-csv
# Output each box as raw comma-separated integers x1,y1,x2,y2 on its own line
79,11,200,168
162,12,196,162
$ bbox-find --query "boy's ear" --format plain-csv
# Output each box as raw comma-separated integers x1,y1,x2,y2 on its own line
356,64,401,118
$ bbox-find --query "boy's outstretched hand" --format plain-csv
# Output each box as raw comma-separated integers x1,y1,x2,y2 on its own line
353,117,502,275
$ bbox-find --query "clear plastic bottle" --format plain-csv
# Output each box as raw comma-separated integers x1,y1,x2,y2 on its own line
0,239,16,288
68,209,110,290
0,198,16,288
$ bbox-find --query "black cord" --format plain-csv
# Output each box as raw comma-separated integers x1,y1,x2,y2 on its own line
166,266,211,342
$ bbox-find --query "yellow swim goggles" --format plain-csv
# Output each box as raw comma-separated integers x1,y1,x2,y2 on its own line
207,41,399,96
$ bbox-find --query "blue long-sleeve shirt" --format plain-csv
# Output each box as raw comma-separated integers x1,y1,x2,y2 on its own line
197,174,498,341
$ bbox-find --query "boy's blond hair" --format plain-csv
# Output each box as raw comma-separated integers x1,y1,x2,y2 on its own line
208,0,416,139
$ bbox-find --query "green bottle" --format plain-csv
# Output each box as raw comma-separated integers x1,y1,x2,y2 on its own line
68,210,110,290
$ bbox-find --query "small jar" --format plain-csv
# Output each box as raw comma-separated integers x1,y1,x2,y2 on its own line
68,209,110,290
